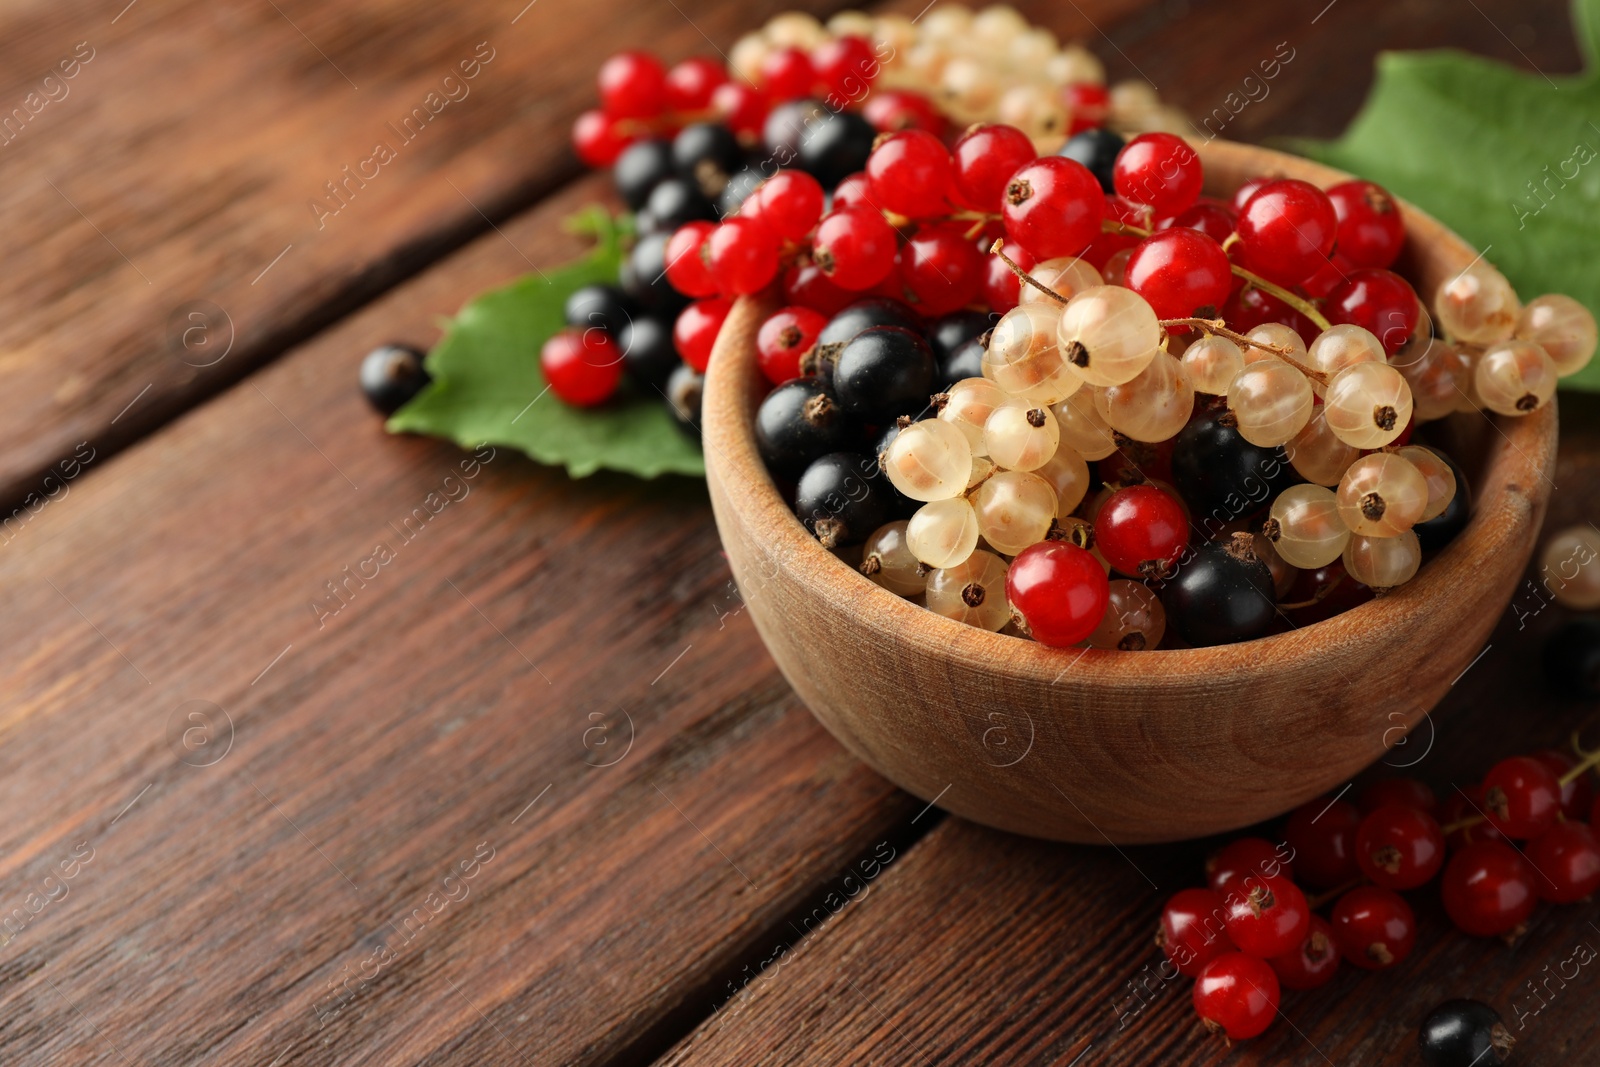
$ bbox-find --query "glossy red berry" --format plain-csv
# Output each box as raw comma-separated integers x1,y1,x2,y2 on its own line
1193,953,1279,1041
1230,176,1270,213
1002,157,1105,259
1526,821,1600,903
1269,914,1340,991
813,207,898,291
1113,132,1203,217
1222,283,1317,345
1326,268,1420,355
897,225,984,317
1330,885,1415,970
1006,542,1111,647
782,260,854,317
1480,755,1563,839
866,129,956,219
1094,484,1189,579
1299,252,1355,300
1158,887,1235,978
1063,82,1110,135
1207,837,1294,895
1441,840,1537,937
952,123,1037,214
756,306,826,386
812,35,878,100
755,170,825,241
1221,874,1310,958
1355,803,1445,890
1234,179,1338,286
862,88,946,136
664,56,727,112
983,240,1033,314
1283,796,1362,889
711,81,769,139
597,51,667,119
832,171,876,211
672,297,731,372
542,327,623,406
1442,783,1506,850
1157,199,1237,243
1124,229,1233,319
1530,748,1595,823
664,221,718,298
572,109,630,167
1357,778,1438,817
760,46,816,101
705,217,780,296
1326,180,1405,269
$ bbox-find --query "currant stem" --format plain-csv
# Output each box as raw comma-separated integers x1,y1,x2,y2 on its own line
990,239,1071,306
1306,877,1367,910
1559,739,1600,785
1231,266,1334,331
1158,317,1331,387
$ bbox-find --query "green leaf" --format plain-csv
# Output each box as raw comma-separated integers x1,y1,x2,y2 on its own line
387,208,704,479
1292,0,1600,390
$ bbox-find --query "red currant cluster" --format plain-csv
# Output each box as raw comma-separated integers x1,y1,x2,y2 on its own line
1160,745,1600,1044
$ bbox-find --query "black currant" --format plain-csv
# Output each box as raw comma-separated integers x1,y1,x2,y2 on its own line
612,138,674,211
797,111,878,190
672,122,744,200
563,284,636,336
832,326,936,422
929,310,997,366
1543,618,1600,698
718,165,765,219
621,232,690,315
1418,1000,1514,1067
665,363,703,438
755,378,861,477
939,337,986,389
1161,534,1277,646
359,343,431,415
636,178,717,235
1058,128,1125,194
793,451,893,549
763,99,828,162
618,315,678,393
1413,448,1472,552
805,298,923,385
1171,410,1299,524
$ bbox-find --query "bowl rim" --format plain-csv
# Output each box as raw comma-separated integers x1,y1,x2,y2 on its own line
703,139,1558,689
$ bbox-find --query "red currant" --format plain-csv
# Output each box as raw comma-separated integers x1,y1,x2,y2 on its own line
1526,820,1600,903
1230,176,1270,212
1299,252,1354,300
1206,837,1294,894
755,170,825,241
1330,885,1415,970
1006,542,1111,647
1221,873,1309,958
1283,796,1362,889
1530,748,1595,822
1357,777,1438,817
1325,268,1420,355
1158,887,1235,978
542,327,623,406
1355,803,1445,890
705,217,780,296
1193,953,1279,1041
756,306,826,386
597,51,667,119
1157,198,1237,243
1480,755,1563,839
983,239,1033,314
866,129,956,219
711,81,769,139
1233,178,1338,285
1124,228,1233,319
1269,914,1339,991
1113,132,1203,217
782,260,854,317
1442,783,1506,850
1441,840,1537,937
1326,179,1405,270
1222,282,1317,346
1002,157,1104,259
673,297,731,372
1063,82,1110,135
664,56,727,112
760,46,816,101
863,89,948,137
664,221,718,297
1094,484,1189,579
813,207,898,291
952,123,1037,214
811,35,877,100
897,225,984,317
832,171,876,212
572,109,630,167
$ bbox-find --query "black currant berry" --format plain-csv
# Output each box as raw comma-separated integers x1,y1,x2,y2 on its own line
793,451,892,549
563,284,635,336
940,337,986,389
1418,1000,1514,1067
797,111,878,189
637,178,717,235
621,232,690,315
613,138,674,211
929,310,997,367
1543,619,1600,698
672,122,743,199
1171,410,1299,523
665,363,703,437
618,315,678,393
359,343,431,415
755,378,861,477
1161,534,1277,646
718,166,765,219
1413,448,1472,552
805,298,923,385
763,99,828,162
833,326,936,422
1058,128,1125,194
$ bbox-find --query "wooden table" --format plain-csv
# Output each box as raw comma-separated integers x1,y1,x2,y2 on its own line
1,1,1592,1063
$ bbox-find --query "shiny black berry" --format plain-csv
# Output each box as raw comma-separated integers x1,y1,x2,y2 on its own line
1418,1000,1514,1067
805,298,923,385
564,284,635,336
665,363,703,437
718,166,765,219
637,178,717,235
621,232,690,315
794,451,893,549
359,343,431,415
939,337,986,389
613,138,674,211
1161,534,1277,646
1059,128,1125,194
1171,410,1299,523
833,326,936,422
755,378,860,477
618,315,678,393
763,99,827,162
673,122,744,200
797,111,878,189
1544,618,1600,698
1413,448,1471,552
929,309,996,366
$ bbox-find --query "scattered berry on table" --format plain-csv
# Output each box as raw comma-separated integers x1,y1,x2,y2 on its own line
1418,1000,1515,1067
359,343,431,415
541,328,624,407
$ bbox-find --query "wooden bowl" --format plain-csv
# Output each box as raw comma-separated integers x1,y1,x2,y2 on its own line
702,139,1558,844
